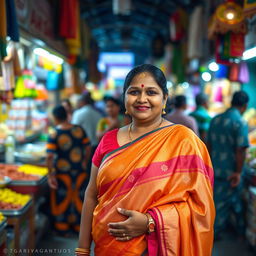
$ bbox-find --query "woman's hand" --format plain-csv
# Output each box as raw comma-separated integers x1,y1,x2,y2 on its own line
108,208,148,241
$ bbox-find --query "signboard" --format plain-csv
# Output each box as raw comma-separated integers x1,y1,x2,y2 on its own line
15,0,68,56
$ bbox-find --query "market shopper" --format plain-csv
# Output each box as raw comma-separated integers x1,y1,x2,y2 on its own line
46,105,91,234
72,92,102,152
77,64,215,256
96,96,128,141
61,98,73,122
165,95,199,135
207,90,249,239
190,93,211,142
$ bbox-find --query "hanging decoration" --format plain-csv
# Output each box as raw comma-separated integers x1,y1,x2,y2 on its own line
208,1,247,39
209,1,247,64
0,0,20,59
215,31,245,64
243,0,256,18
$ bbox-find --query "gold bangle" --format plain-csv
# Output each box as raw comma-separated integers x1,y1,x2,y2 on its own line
75,248,90,253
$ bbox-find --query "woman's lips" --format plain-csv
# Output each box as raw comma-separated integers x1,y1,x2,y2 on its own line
135,106,150,111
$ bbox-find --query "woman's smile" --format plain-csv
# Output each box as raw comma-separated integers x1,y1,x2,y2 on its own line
134,105,150,111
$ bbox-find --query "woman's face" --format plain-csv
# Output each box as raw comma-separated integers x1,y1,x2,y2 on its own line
125,72,167,122
106,101,120,117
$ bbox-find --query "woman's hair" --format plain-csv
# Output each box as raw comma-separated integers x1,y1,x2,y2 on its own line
123,64,168,97
104,96,121,107
52,105,67,121
61,99,72,109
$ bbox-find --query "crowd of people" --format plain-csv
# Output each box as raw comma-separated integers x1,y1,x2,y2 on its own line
45,64,250,255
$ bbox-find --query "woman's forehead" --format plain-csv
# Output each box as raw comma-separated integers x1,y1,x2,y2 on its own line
130,72,156,84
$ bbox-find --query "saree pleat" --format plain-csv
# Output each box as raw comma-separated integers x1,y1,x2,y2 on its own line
92,124,215,256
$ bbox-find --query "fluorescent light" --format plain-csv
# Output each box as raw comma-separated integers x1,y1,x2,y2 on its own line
208,62,219,72
33,47,64,65
201,72,211,82
243,47,256,60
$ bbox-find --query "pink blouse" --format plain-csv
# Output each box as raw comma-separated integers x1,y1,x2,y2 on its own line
92,129,120,167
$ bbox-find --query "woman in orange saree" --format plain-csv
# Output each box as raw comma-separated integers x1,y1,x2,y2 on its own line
77,64,215,256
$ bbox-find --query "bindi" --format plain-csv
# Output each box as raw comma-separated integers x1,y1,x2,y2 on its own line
141,84,144,88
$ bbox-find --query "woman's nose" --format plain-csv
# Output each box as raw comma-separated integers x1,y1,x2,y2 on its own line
137,92,147,102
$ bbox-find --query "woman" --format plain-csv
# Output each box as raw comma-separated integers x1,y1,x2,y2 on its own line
77,64,215,255
46,105,91,234
96,96,129,140
61,99,73,122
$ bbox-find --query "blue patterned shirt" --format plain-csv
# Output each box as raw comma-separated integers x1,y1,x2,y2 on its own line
207,107,249,179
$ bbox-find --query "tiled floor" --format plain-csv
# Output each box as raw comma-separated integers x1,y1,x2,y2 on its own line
35,231,255,256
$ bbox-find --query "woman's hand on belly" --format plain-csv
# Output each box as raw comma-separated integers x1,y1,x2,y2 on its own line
107,207,148,241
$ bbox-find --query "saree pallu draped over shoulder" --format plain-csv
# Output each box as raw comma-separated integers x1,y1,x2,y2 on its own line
92,124,215,256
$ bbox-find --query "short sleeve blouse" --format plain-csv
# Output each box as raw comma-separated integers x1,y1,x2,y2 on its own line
92,129,120,167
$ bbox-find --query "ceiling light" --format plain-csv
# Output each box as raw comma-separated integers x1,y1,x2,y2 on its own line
226,12,234,20
201,72,211,82
242,47,256,60
208,62,219,72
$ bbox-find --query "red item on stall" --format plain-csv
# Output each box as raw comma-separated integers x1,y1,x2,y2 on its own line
229,63,239,82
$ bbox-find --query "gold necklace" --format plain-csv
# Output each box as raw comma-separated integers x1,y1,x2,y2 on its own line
128,118,164,141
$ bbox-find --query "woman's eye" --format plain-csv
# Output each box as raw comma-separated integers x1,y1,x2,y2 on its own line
147,90,157,95
129,90,139,95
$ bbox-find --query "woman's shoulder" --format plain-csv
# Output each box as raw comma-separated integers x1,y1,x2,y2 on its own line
101,128,119,141
166,122,199,140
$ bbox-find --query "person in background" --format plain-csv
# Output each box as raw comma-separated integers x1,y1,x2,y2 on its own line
46,105,91,235
72,92,102,152
77,64,215,256
165,95,199,135
190,93,211,142
61,99,73,122
207,90,249,240
96,96,129,141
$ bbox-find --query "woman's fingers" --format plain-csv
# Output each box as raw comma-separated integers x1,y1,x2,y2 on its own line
115,235,132,242
108,228,127,237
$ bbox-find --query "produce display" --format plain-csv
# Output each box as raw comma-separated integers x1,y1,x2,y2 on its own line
0,212,5,223
0,164,40,181
18,165,48,176
15,143,46,163
0,188,31,210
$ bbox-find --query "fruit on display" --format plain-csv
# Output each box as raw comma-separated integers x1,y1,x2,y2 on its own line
0,188,31,210
0,164,40,181
0,212,5,223
18,165,48,176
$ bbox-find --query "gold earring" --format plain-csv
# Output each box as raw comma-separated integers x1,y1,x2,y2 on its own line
125,110,128,115
162,104,166,115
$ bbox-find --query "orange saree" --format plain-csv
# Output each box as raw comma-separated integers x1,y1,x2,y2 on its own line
92,124,215,256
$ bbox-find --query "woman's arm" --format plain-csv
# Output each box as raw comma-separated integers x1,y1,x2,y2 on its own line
46,153,57,189
78,164,99,249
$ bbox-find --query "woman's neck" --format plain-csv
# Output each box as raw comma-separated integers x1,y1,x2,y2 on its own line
131,117,163,133
56,120,71,129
